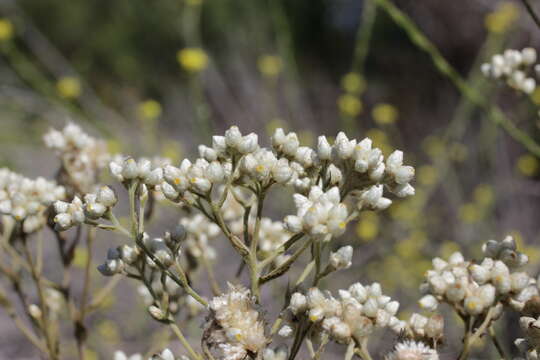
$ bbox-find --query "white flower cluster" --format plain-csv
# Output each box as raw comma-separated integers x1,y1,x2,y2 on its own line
284,186,348,240
44,123,109,193
0,168,65,233
418,236,537,316
481,48,538,94
110,156,164,187
180,214,220,261
53,186,117,230
398,313,444,342
289,282,400,343
384,340,439,360
205,284,267,360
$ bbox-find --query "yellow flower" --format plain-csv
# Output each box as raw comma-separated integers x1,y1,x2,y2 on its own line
107,139,122,154
531,88,540,105
422,136,445,159
448,142,468,162
372,103,398,125
517,154,539,176
356,212,379,241
459,203,482,224
0,19,13,41
73,248,89,269
485,2,519,34
56,76,82,99
258,55,282,78
177,48,208,73
417,165,438,186
440,241,460,259
473,184,494,207
365,128,392,155
162,140,183,163
338,94,362,117
97,320,120,343
138,99,162,120
341,73,366,94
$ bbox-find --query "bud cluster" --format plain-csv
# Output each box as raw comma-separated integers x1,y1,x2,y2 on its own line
44,123,109,192
289,282,400,343
0,168,66,233
110,156,165,187
481,48,538,94
418,236,538,317
53,186,117,230
205,284,268,360
284,186,348,240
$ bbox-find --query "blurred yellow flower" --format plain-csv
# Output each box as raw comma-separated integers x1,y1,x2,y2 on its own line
356,212,379,241
0,19,13,41
258,55,282,78
531,88,540,105
485,2,519,34
517,154,539,176
298,130,315,147
338,94,362,117
266,118,287,135
422,136,445,159
448,142,468,162
417,165,438,186
372,103,398,125
177,48,208,73
138,99,162,120
73,248,89,269
56,76,82,99
459,203,482,224
440,241,460,259
97,320,120,343
161,140,183,163
341,72,366,94
473,184,494,207
365,128,392,155
107,139,122,154
83,349,98,360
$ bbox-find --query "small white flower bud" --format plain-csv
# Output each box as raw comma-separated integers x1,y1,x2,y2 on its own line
207,162,225,183
278,325,293,337
28,304,42,319
329,246,353,270
464,296,484,315
122,158,139,180
284,215,303,233
317,136,332,160
362,298,378,318
85,202,107,219
148,305,166,321
97,186,117,207
289,293,307,314
237,133,258,154
419,295,438,311
282,133,299,156
225,126,242,148
522,47,537,65
144,168,164,186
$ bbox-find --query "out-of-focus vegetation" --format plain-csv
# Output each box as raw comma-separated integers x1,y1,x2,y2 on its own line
1,0,540,358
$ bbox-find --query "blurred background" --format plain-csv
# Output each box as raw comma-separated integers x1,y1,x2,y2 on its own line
1,0,540,358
